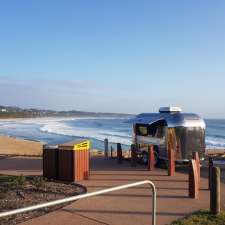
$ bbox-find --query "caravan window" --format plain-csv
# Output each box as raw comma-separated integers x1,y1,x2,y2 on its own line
149,120,167,138
155,126,164,138
136,124,148,136
136,120,167,137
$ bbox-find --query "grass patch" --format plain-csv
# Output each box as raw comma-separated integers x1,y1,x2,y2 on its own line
170,211,225,225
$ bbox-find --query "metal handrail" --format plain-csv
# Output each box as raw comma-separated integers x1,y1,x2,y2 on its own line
0,180,157,225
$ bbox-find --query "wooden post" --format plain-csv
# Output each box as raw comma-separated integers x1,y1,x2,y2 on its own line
189,159,199,199
131,144,137,167
192,151,200,188
117,143,122,164
168,147,175,176
208,157,213,190
210,166,220,215
148,145,155,171
110,146,114,159
104,138,109,160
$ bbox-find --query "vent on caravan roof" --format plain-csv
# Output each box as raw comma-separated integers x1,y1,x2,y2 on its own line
159,107,182,113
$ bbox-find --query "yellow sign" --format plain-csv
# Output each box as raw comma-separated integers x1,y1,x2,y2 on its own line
73,140,90,151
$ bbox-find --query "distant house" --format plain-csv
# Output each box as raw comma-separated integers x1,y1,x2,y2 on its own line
1,109,7,112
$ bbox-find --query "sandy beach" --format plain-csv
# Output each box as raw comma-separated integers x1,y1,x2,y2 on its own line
0,135,43,156
0,135,130,158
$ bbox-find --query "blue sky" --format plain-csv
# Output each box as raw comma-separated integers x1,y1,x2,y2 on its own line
0,0,225,118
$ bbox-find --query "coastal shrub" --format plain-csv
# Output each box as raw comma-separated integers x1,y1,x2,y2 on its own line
8,175,26,189
32,176,47,189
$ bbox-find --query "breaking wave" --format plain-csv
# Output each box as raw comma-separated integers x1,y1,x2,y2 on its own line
39,118,132,146
0,117,225,149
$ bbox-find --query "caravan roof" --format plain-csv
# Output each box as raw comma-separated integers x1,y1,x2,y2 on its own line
134,111,205,129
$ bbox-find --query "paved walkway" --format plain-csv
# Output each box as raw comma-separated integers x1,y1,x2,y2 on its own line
0,156,224,225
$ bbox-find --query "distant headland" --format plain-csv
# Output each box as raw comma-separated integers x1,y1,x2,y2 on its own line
0,105,134,119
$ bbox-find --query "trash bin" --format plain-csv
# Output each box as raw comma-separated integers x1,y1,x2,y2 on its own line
43,145,59,179
58,140,90,182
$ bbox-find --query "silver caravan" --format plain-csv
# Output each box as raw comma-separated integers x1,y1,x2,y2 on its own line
132,107,206,165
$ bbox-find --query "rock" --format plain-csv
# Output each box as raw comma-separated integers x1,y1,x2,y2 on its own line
17,190,25,199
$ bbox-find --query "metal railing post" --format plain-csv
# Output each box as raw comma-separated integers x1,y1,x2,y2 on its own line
0,180,157,225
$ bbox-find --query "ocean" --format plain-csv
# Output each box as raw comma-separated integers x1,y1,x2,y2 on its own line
0,117,224,150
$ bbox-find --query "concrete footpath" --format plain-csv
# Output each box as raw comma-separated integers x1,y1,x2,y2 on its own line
0,156,225,225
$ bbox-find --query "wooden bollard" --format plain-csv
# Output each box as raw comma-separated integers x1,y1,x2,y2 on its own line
131,144,137,167
210,166,220,215
104,138,109,160
117,143,122,164
168,148,175,176
148,145,155,171
208,157,213,190
189,159,199,199
110,146,114,159
192,151,200,188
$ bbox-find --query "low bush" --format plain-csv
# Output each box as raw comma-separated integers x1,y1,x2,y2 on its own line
32,176,47,189
8,175,26,189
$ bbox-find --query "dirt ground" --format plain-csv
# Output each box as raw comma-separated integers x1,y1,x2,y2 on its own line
0,175,86,225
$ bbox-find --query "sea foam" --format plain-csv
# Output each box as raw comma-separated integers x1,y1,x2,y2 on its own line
39,118,132,145
0,117,225,148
